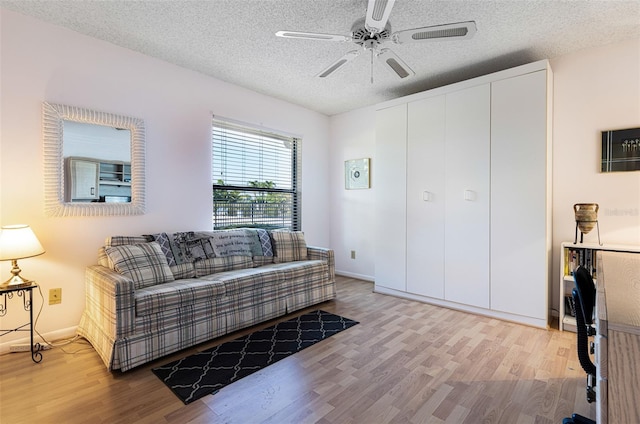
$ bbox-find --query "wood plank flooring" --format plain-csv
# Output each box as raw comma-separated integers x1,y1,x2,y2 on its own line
0,276,595,423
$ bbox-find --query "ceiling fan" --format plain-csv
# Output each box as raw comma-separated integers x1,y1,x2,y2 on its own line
276,0,476,82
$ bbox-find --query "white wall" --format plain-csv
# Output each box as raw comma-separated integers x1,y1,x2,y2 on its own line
329,107,377,280
0,9,330,348
550,37,640,313
329,37,640,316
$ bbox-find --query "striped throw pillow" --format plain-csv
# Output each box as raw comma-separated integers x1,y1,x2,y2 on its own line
105,242,175,289
270,231,308,263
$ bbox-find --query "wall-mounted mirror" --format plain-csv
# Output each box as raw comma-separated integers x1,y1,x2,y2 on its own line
43,102,146,217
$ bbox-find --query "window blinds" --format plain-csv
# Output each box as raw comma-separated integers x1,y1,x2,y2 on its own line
212,117,301,230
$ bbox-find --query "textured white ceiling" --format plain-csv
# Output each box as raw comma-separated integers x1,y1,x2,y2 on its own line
3,0,640,115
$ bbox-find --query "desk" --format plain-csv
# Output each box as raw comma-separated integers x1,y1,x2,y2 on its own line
595,251,640,424
0,283,43,363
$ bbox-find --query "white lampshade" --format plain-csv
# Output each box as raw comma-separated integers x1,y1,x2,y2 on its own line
0,224,45,260
0,225,45,288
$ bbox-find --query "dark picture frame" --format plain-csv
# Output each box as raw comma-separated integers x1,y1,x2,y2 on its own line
601,127,640,172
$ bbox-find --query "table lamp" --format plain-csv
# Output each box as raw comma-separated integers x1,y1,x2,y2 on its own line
0,224,45,288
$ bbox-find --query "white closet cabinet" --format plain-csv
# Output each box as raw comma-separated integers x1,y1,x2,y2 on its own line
67,158,99,201
406,96,446,298
490,70,550,321
374,103,408,292
405,85,491,306
443,84,491,308
374,60,552,328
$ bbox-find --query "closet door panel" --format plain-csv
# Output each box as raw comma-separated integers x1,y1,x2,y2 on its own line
406,96,446,298
490,70,549,319
69,158,99,200
375,104,408,291
444,85,491,308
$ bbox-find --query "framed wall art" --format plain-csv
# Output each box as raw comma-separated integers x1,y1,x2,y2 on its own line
601,127,640,172
345,158,370,189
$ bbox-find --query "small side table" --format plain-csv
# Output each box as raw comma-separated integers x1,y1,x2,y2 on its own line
0,283,43,363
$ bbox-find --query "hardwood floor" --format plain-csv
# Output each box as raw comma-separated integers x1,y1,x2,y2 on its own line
0,276,595,423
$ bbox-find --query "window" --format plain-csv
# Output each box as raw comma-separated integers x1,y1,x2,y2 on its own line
212,117,301,230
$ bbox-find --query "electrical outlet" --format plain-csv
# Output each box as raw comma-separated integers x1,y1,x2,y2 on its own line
350,250,356,259
49,288,62,305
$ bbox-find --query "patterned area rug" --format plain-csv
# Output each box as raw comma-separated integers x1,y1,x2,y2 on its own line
152,310,359,404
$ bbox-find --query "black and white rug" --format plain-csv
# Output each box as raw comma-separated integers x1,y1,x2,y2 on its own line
152,310,359,404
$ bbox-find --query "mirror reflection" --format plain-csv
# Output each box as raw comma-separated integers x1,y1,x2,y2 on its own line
63,121,132,203
43,102,146,217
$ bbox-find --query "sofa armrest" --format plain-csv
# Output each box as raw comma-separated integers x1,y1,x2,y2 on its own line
307,246,335,282
85,265,136,339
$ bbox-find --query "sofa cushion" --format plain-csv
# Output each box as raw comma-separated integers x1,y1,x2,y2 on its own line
105,242,175,289
194,256,253,277
170,263,196,280
105,235,152,247
252,256,274,267
208,229,254,257
97,247,109,267
203,266,283,295
135,279,226,317
270,231,308,263
260,260,332,311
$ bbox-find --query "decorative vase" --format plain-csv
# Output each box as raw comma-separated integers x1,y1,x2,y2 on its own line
574,203,599,234
573,203,602,245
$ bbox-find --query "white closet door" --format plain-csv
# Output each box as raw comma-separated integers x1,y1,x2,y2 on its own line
406,96,446,298
444,84,491,308
490,70,549,319
70,159,99,200
375,104,407,292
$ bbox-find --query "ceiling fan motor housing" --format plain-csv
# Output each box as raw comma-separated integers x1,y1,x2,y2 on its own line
351,18,391,49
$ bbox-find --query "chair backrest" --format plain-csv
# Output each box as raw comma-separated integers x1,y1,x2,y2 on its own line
573,266,596,326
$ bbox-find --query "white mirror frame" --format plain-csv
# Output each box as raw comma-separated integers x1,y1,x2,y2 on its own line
43,102,146,217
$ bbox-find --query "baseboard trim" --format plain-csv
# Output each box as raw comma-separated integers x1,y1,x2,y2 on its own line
373,285,548,329
335,270,374,282
0,325,78,355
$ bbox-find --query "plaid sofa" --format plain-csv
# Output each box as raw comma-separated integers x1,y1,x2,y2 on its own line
77,229,336,371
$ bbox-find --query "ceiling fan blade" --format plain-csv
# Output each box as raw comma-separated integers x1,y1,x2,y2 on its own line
393,21,477,44
377,48,415,79
365,0,396,34
275,30,350,42
316,50,360,78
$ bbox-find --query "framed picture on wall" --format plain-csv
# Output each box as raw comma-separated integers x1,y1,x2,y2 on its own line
345,158,370,189
601,127,640,172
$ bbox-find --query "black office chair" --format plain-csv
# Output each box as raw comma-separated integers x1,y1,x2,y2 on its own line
563,266,597,424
